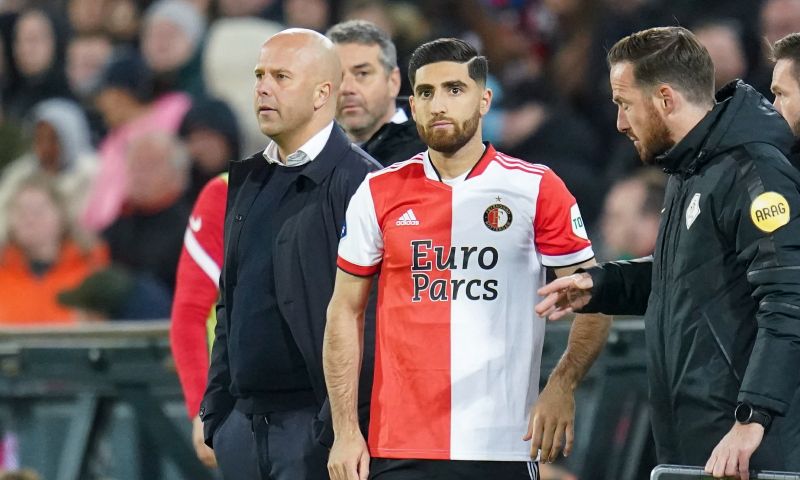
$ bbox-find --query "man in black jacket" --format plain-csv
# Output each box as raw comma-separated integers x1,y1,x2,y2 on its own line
200,28,380,480
536,27,800,479
327,20,426,166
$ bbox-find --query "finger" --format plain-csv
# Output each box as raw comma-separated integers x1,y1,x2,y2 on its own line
563,421,574,457
712,450,728,478
539,418,558,463
548,423,566,463
529,414,543,452
536,277,576,296
723,450,739,478
522,417,533,441
547,307,574,321
358,451,370,480
535,292,563,316
738,450,751,480
704,448,717,475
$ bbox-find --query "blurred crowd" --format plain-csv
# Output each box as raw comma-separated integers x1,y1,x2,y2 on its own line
0,0,792,325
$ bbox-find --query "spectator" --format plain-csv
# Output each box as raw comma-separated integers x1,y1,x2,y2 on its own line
761,0,800,47
0,98,97,246
68,0,109,35
599,168,665,260
283,0,330,31
66,32,114,101
694,20,748,90
0,174,108,325
82,51,190,232
500,79,606,228
102,132,191,293
216,0,281,19
58,265,172,321
178,98,240,202
5,8,72,121
141,0,206,97
327,20,426,166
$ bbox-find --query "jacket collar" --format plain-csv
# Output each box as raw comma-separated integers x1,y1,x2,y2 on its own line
234,123,352,186
296,123,351,185
657,106,721,176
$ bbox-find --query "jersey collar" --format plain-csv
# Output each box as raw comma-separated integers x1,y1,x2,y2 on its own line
422,142,496,183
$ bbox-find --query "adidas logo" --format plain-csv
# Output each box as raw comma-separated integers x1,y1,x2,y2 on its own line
396,209,420,226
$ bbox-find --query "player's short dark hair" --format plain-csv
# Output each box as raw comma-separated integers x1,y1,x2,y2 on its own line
407,38,487,88
607,26,715,106
772,33,800,79
326,20,397,72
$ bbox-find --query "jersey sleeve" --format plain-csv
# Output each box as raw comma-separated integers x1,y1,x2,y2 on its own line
534,169,594,267
170,175,227,417
337,176,384,276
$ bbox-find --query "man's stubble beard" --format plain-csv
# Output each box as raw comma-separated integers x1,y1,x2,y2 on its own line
417,108,481,154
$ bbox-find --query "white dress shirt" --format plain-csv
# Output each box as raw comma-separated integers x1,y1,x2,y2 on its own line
262,121,335,167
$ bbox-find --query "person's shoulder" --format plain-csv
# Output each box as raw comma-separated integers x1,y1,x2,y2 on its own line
490,148,553,178
334,142,382,176
731,142,800,183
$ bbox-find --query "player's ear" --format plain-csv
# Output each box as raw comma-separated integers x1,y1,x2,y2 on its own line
409,94,417,121
480,87,492,116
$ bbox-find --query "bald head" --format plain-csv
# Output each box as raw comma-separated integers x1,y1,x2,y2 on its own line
254,28,342,157
263,28,342,90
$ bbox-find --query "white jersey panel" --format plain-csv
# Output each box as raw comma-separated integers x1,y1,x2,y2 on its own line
448,161,546,461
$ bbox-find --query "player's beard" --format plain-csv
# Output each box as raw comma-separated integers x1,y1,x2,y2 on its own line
636,102,674,166
792,117,800,140
418,108,481,154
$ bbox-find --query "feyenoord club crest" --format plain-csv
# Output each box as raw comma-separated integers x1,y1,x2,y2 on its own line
484,203,512,231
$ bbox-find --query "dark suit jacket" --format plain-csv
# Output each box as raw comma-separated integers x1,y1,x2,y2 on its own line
201,124,380,447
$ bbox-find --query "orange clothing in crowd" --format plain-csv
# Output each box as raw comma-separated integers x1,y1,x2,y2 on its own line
0,241,109,325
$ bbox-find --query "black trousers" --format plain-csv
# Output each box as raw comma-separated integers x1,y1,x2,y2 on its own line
370,458,539,480
251,405,328,480
212,408,260,480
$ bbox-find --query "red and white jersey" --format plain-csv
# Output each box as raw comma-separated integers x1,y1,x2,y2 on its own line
337,144,593,461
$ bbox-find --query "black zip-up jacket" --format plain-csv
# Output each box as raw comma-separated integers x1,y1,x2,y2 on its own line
201,125,380,447
581,81,800,468
361,118,427,167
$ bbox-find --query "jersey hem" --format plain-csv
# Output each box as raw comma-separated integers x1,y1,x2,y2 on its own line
337,256,380,277
541,245,595,267
371,448,535,462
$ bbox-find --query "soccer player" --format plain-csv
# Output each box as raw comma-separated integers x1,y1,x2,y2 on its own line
323,38,611,480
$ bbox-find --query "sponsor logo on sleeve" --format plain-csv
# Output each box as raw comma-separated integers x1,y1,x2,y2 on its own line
750,191,790,233
570,204,588,239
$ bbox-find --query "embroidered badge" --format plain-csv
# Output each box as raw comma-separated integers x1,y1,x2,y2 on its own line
685,193,701,229
484,203,513,231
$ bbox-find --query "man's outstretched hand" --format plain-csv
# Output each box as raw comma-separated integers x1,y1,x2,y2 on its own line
535,273,594,320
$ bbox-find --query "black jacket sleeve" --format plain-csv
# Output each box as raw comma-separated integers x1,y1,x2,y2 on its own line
724,152,800,416
577,257,653,316
200,284,236,447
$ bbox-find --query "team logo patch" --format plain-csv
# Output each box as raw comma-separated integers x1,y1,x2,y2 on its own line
484,204,512,231
750,191,790,233
686,193,701,229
